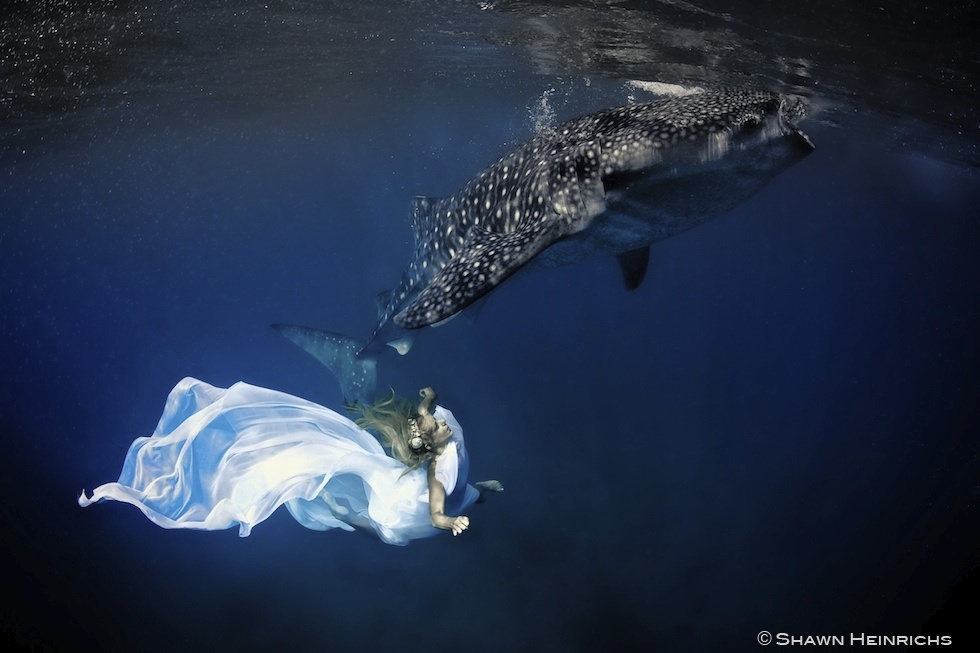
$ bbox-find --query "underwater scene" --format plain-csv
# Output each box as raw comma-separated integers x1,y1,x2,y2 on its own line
1,1,977,651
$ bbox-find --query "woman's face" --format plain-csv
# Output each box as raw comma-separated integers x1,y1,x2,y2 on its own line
419,414,452,446
430,418,452,444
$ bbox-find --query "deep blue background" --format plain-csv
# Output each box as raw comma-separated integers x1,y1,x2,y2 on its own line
2,5,978,651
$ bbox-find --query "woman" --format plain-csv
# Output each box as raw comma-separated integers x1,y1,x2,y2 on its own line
79,378,501,545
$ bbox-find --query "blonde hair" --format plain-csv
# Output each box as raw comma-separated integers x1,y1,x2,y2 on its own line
347,391,433,474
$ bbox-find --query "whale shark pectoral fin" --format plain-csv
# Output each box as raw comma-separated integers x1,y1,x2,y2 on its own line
272,324,377,403
616,246,651,291
393,222,563,329
430,312,460,327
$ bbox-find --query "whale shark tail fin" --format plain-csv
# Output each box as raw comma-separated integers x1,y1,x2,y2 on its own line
272,324,377,404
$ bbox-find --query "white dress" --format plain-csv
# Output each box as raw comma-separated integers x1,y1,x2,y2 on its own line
78,377,480,545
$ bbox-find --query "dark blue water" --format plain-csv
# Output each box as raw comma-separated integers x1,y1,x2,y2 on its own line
2,2,977,651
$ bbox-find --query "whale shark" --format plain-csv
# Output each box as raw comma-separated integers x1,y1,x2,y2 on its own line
275,87,813,401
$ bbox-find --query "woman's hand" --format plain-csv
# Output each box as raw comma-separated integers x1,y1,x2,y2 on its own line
450,515,469,536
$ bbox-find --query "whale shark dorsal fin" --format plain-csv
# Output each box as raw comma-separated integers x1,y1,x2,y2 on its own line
394,222,563,329
616,246,650,291
410,196,444,247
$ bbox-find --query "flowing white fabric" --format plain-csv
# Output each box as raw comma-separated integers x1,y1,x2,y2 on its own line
79,377,479,545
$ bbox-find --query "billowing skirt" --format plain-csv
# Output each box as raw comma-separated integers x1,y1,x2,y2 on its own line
79,377,476,545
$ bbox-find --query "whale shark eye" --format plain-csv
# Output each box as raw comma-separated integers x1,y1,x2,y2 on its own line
740,114,762,129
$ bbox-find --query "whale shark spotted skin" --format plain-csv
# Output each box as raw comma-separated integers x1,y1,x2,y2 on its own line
276,87,813,401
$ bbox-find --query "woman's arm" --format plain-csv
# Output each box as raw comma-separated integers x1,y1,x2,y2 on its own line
417,387,436,417
427,456,469,536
